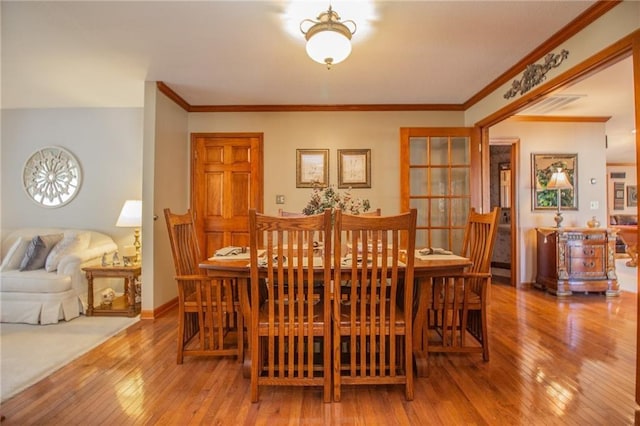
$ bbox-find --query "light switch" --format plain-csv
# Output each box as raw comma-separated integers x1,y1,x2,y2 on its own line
276,195,285,204
590,201,599,209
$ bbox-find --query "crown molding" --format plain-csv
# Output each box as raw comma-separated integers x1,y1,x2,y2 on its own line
187,103,465,113
156,82,190,111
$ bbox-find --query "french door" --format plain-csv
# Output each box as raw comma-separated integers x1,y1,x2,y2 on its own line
400,127,481,254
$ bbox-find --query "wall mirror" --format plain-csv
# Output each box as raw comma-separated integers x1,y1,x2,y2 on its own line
23,146,82,208
499,162,511,208
531,153,577,211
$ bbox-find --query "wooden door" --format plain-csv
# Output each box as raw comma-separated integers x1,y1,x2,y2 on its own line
191,133,263,257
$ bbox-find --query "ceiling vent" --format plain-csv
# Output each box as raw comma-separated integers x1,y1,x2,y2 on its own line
519,94,586,115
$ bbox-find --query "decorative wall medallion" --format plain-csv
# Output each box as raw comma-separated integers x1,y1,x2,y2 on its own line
23,146,82,208
504,50,569,99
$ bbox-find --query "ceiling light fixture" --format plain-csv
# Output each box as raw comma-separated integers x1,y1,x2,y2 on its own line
300,5,356,69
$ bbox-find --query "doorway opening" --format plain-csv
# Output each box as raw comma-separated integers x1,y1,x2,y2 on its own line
489,139,518,287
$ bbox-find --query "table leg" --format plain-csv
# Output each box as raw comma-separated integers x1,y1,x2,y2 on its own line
413,277,429,377
238,278,251,378
87,273,94,316
126,275,136,316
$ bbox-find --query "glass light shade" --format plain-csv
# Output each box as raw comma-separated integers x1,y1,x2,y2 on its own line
116,200,142,227
306,30,352,65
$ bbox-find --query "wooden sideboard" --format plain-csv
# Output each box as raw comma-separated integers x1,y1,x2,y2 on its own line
535,227,619,297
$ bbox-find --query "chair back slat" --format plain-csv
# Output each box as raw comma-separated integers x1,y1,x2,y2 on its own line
461,208,500,274
165,209,201,276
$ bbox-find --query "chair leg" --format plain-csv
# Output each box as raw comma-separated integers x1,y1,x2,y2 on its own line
250,335,260,402
460,307,468,348
323,335,331,403
176,311,185,364
481,308,489,361
333,331,341,402
404,335,414,401
236,305,244,363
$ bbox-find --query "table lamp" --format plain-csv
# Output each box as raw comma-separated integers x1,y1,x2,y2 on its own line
116,200,142,264
546,168,573,227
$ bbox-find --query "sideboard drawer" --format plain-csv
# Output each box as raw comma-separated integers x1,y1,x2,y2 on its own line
568,257,604,276
569,245,604,258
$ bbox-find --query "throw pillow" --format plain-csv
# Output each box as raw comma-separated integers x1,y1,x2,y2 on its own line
0,237,28,271
19,234,64,271
45,231,91,272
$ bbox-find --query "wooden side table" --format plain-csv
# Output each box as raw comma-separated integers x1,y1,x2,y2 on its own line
82,265,142,317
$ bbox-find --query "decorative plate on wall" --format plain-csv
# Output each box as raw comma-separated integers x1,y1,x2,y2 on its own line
22,146,82,208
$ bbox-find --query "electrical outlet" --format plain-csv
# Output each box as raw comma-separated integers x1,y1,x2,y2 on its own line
276,195,285,204
590,201,599,209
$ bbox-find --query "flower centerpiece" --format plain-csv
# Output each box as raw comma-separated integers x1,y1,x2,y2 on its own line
302,185,371,215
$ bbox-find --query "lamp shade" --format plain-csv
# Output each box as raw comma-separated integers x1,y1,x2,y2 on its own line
546,168,573,190
306,30,352,66
116,200,142,227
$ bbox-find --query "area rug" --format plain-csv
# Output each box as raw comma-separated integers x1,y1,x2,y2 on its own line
0,314,139,402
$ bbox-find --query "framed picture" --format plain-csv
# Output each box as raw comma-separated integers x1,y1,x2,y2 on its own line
627,185,637,207
337,149,371,188
296,149,329,188
531,153,578,211
614,182,625,210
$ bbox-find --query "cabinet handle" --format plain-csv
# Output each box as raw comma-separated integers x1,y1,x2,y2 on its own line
582,249,595,256
582,261,595,268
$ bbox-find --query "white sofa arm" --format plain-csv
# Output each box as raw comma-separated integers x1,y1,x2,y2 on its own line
57,242,117,273
57,254,82,276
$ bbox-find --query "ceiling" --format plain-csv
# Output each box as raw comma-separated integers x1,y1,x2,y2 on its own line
1,1,635,161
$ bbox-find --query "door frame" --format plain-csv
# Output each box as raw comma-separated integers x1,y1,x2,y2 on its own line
489,137,520,288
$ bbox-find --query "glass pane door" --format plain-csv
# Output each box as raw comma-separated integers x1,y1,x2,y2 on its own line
401,128,475,254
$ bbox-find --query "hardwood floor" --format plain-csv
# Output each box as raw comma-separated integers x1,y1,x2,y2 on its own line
1,284,638,425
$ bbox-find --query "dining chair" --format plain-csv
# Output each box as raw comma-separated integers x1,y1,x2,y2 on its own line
164,208,243,364
248,208,333,403
426,207,500,362
332,208,417,402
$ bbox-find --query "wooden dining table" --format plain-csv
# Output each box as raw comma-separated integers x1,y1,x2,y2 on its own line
199,253,471,377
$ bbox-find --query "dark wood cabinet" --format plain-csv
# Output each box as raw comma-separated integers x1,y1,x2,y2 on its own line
535,227,619,296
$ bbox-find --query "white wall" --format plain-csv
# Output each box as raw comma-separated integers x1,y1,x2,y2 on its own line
489,119,608,283
146,86,189,310
189,111,464,215
1,108,143,249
